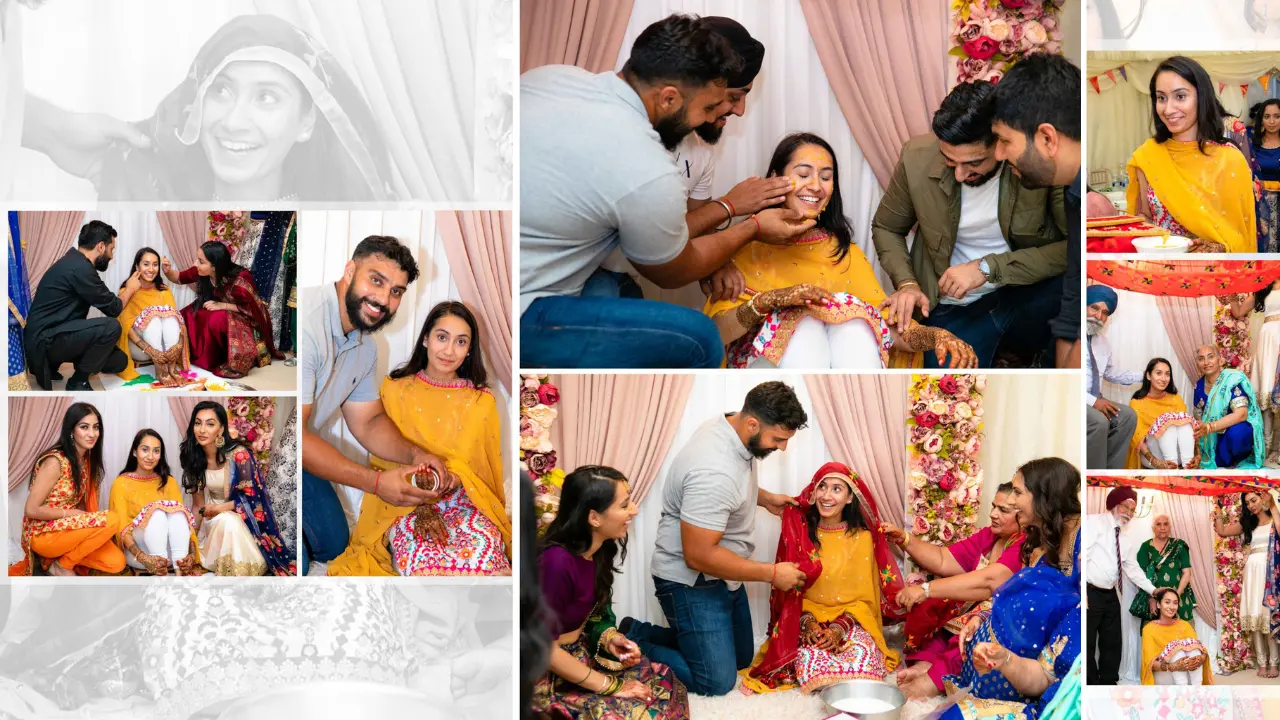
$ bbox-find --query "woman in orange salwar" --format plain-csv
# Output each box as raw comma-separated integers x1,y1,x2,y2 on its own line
22,402,125,576
327,302,510,577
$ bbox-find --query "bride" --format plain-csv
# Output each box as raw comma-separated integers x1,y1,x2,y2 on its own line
703,133,977,370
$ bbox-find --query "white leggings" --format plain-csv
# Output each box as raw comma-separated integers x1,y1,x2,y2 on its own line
1255,629,1280,669
1144,424,1197,468
1152,670,1202,685
748,316,883,370
129,317,182,362
124,511,192,569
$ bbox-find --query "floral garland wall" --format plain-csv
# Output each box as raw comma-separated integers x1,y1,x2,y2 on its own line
226,396,275,470
949,0,1064,86
1214,494,1251,672
1214,296,1251,372
520,374,563,535
905,375,986,570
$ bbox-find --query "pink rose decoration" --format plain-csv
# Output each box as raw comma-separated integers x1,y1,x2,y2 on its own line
1022,20,1048,46
938,375,959,395
963,36,1000,61
985,18,1012,41
527,452,551,476
915,411,940,428
911,515,930,535
999,38,1020,56
911,401,929,416
999,0,1027,7
975,376,987,391
958,21,984,43
524,376,539,389
940,522,956,542
939,472,957,491
211,211,226,223
922,434,944,454
537,383,560,406
959,57,991,80
520,388,540,408
260,405,274,419
235,403,249,417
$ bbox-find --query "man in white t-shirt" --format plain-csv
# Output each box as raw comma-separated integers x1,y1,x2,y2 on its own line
873,81,1068,368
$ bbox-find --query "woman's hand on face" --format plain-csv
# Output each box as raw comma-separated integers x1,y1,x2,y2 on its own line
896,585,927,611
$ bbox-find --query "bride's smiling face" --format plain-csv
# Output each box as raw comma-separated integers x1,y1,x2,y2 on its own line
200,61,317,190
780,143,835,220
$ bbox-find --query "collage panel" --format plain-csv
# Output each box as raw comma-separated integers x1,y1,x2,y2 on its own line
297,210,513,579
0,0,512,205
8,393,298,577
0,580,511,718
1085,259,1279,472
522,371,1082,719
1085,49,1280,255
519,1,1083,372
6,210,297,393
1084,476,1280,688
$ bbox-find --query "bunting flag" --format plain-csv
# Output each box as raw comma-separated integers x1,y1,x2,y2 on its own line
1090,76,1100,93
1088,475,1280,496
1087,260,1280,296
1118,66,1127,81
1220,82,1227,94
1243,84,1251,97
1263,74,1272,93
1105,69,1116,85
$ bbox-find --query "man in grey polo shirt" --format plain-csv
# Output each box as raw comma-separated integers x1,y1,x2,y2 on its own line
519,14,815,369
299,235,451,575
620,381,809,695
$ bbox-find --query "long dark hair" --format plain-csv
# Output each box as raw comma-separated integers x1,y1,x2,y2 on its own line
519,473,550,719
122,429,172,491
1149,56,1228,154
805,475,866,551
120,246,166,291
1256,281,1277,313
179,401,243,495
1018,457,1082,568
1241,491,1268,543
765,132,856,263
34,403,104,500
1251,99,1280,148
388,301,487,388
195,241,246,304
1132,358,1179,400
540,466,629,612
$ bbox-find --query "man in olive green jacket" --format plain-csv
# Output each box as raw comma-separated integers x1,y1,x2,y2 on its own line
873,81,1067,368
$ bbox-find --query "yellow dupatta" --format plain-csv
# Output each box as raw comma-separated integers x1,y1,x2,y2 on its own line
1126,392,1189,469
1126,139,1256,253
703,229,919,368
1140,619,1213,686
326,374,510,576
115,285,188,381
105,474,201,566
739,528,897,694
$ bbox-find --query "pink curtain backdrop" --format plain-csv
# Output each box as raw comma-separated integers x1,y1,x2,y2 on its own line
437,211,512,393
520,0,635,73
155,211,206,276
1163,494,1218,627
18,211,86,288
799,0,948,189
1155,296,1215,392
549,374,694,505
8,396,73,492
167,397,204,433
803,374,909,528
1086,486,1109,515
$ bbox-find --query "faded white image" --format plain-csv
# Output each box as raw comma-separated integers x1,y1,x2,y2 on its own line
0,0,512,204
1088,0,1280,48
0,582,512,719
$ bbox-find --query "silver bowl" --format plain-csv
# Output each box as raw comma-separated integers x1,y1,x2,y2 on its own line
820,679,905,719
203,682,439,720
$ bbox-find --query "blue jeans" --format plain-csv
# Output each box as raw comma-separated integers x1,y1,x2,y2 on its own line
520,292,723,368
301,468,350,576
623,575,755,696
923,274,1064,368
580,268,644,299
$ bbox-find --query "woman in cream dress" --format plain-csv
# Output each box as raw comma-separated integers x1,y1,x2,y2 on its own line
182,400,295,576
1251,282,1280,465
1215,489,1280,677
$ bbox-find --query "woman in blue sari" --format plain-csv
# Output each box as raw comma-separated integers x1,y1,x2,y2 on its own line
181,400,295,576
1193,344,1265,469
938,457,1080,720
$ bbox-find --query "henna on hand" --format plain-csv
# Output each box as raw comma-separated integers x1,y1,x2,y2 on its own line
900,326,978,367
735,297,764,330
1190,239,1228,253
413,506,449,545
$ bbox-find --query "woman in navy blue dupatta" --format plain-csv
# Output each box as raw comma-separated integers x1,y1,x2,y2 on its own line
937,458,1081,720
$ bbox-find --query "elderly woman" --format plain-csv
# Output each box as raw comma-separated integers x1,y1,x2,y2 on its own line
1130,515,1196,623
1193,344,1265,468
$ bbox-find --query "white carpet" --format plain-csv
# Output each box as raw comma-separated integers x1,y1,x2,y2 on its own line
37,357,297,392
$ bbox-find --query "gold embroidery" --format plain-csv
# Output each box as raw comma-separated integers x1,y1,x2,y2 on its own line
1038,634,1069,679
211,555,267,576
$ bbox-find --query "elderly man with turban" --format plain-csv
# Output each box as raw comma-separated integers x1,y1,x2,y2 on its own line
1086,284,1142,468
1085,486,1157,685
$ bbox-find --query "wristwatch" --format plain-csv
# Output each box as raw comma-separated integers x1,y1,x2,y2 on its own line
978,259,992,282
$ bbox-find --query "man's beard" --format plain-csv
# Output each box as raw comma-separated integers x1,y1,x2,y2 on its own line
93,254,111,272
962,162,1002,187
746,432,776,459
1086,318,1104,336
694,119,725,144
654,108,696,151
1115,512,1131,526
344,284,394,333
1013,145,1057,189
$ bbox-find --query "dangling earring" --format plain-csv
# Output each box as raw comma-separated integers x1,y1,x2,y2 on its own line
216,435,225,448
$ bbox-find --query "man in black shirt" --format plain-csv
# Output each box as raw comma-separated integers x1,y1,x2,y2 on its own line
23,220,142,390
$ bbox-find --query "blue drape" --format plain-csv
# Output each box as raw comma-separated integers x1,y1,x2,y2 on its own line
8,212,31,387
249,211,293,303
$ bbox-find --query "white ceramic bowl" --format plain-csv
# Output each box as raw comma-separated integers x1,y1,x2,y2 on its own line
820,679,905,720
1131,234,1191,253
